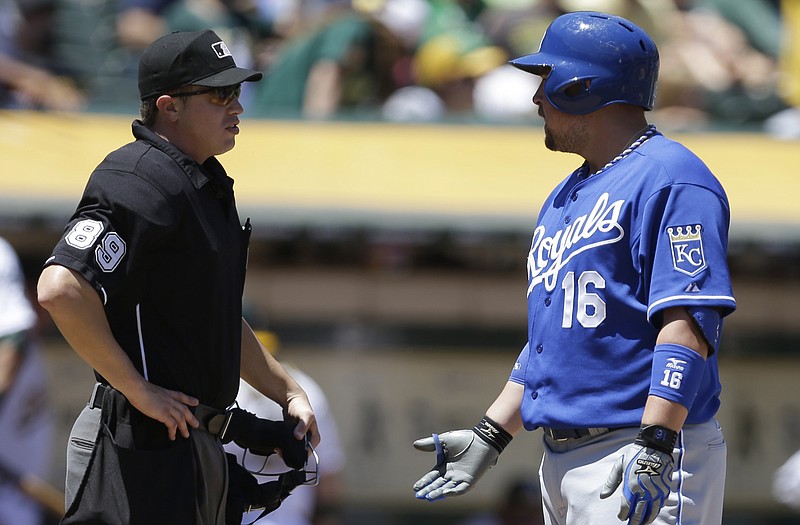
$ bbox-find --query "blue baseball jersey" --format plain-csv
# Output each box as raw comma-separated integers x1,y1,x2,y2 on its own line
510,133,736,430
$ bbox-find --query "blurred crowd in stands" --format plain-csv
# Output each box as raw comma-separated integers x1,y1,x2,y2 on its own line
2,0,799,132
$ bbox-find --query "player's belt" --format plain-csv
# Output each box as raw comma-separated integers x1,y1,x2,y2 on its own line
543,427,610,441
90,383,232,437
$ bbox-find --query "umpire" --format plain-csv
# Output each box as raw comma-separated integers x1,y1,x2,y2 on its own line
37,30,318,524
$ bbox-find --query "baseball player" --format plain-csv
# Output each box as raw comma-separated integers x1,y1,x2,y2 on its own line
37,30,318,524
412,12,736,525
0,236,54,525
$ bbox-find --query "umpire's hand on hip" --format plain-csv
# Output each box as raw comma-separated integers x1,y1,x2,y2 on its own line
124,380,200,441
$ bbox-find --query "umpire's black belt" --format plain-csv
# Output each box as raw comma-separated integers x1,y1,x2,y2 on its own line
543,427,611,441
90,383,231,437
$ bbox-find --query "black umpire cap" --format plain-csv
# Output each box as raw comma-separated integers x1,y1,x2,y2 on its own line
138,30,262,100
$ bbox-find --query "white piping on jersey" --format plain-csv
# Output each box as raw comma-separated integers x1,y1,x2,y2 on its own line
135,303,150,381
647,294,735,320
675,430,685,524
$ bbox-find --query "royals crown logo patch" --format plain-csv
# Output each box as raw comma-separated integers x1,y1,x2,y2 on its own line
668,224,706,276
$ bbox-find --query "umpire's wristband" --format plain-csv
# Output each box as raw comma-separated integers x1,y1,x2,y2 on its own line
635,424,678,455
473,416,513,454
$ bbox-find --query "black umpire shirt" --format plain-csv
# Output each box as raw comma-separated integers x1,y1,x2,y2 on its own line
46,120,251,409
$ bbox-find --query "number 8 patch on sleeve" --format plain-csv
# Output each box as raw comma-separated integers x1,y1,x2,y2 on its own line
66,219,127,272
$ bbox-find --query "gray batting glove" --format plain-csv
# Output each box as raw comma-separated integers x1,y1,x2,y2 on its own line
412,430,498,501
600,443,675,525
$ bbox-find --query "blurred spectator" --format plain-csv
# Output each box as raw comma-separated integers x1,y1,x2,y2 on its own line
477,0,563,59
472,64,540,122
616,0,786,127
0,0,85,110
458,477,544,525
251,8,405,119
381,84,446,121
778,0,800,108
115,0,272,51
382,0,560,122
51,0,140,106
765,0,800,139
19,0,797,123
418,0,487,46
115,0,281,112
117,0,273,59
0,53,86,110
408,28,507,115
225,330,346,525
532,0,785,127
382,13,507,122
370,0,430,52
555,0,665,39
116,0,170,50
698,0,782,59
0,236,54,525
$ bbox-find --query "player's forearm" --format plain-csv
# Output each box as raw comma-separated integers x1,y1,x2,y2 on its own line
641,395,689,432
485,381,525,436
37,265,145,394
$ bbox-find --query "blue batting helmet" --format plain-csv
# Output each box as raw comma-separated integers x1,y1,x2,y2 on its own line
509,11,659,115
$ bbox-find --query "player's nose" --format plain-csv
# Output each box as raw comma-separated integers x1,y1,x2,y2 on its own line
532,80,545,107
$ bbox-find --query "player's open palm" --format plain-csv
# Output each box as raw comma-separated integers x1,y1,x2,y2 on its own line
600,443,675,525
412,429,498,501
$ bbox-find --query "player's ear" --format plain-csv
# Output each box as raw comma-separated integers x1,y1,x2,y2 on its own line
156,94,180,121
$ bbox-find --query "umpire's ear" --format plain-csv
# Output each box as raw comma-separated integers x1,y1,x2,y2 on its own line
156,94,180,122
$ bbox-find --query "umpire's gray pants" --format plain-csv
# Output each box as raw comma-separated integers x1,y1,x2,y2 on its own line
65,386,229,524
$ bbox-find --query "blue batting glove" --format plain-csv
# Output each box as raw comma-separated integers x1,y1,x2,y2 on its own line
600,443,674,524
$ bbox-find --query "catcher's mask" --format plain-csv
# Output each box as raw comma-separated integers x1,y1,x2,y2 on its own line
222,408,319,525
241,436,319,515
509,11,659,115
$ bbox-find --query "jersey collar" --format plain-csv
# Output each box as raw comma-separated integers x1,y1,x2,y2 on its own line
132,120,228,191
